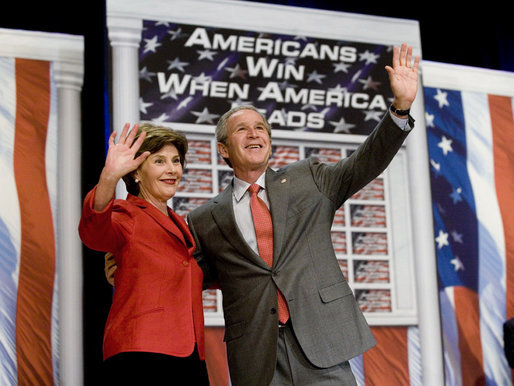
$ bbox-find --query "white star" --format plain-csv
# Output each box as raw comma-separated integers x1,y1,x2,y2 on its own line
359,76,382,91
425,112,435,127
229,98,252,108
278,80,297,90
167,57,189,72
139,98,153,114
152,113,170,123
359,50,380,65
438,135,453,156
434,89,449,108
191,107,220,124
155,21,171,27
363,110,382,122
333,62,350,73
450,256,465,271
328,84,348,95
306,70,325,84
225,64,248,79
168,28,186,41
329,117,355,133
450,187,463,204
139,67,156,83
451,230,463,243
435,230,449,249
197,49,217,61
143,35,161,53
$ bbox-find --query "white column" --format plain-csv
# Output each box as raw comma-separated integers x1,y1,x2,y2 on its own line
54,60,84,386
107,16,143,198
407,89,445,385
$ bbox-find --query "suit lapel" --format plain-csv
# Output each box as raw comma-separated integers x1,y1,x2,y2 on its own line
266,168,289,265
211,182,269,269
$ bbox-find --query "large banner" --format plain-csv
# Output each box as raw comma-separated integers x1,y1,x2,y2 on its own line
0,57,58,385
424,85,514,384
139,20,394,135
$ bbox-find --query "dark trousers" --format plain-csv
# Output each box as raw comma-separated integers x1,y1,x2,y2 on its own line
103,348,209,385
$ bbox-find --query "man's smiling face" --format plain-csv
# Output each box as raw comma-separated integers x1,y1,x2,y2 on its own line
218,109,272,177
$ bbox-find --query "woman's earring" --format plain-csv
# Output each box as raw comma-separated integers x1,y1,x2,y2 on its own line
135,178,139,183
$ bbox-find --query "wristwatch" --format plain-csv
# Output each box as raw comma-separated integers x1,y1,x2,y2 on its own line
390,104,410,116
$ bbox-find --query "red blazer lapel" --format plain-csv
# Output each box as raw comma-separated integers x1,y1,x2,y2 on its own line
168,208,196,254
126,194,195,253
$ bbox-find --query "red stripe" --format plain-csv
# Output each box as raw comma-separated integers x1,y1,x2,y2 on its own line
363,327,410,385
489,94,514,319
489,95,514,382
454,287,484,385
14,58,55,385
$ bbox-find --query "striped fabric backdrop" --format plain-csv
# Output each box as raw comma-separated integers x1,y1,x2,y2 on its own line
0,57,59,385
349,326,421,385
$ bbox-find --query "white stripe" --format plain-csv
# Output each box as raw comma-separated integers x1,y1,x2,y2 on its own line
462,91,510,384
47,62,60,385
407,326,422,385
0,56,20,385
440,288,462,386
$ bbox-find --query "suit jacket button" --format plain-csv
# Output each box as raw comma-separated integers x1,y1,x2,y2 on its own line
270,308,277,314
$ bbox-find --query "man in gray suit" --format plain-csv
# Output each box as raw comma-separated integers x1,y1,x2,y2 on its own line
188,43,420,385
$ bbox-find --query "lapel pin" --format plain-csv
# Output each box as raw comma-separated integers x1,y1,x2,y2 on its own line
281,178,287,184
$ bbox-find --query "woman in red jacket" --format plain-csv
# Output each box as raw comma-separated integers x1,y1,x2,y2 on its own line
79,123,209,385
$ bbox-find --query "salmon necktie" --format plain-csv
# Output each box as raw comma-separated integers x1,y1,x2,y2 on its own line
248,184,290,324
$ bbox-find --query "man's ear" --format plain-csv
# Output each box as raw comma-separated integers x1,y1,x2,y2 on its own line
217,142,228,158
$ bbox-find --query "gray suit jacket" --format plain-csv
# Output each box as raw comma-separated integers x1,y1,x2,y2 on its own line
188,112,412,386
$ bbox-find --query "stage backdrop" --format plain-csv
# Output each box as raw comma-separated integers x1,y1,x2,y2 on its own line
0,29,84,385
106,0,442,385
422,61,514,385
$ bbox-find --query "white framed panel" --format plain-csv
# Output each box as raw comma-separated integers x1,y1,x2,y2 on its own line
106,2,443,383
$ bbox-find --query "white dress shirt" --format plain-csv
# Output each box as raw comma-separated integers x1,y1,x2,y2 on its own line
232,172,268,255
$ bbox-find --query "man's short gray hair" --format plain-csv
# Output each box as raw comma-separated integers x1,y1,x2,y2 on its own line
215,105,271,145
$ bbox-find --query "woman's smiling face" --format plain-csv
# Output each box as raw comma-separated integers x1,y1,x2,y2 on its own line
135,144,183,208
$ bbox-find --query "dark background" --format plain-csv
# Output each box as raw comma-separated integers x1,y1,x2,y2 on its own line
1,0,512,383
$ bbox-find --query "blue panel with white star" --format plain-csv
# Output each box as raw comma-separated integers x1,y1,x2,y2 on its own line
424,86,479,291
138,20,394,135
